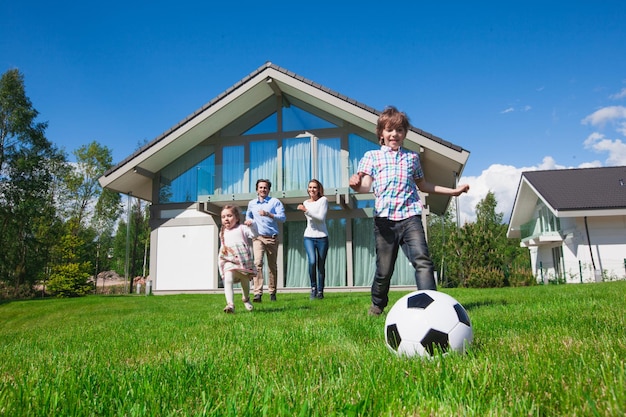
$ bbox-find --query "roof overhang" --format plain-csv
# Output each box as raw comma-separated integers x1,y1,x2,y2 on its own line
99,63,470,215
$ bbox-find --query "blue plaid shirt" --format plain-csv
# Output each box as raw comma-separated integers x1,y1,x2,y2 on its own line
357,145,424,220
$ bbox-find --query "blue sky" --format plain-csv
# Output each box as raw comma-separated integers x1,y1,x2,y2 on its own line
2,1,626,222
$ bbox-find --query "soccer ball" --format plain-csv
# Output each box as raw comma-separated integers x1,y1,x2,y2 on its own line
384,290,473,357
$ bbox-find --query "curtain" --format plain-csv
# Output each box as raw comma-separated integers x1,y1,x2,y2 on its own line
352,218,415,287
285,221,307,287
317,138,341,188
250,140,277,192
348,134,378,176
285,219,346,288
223,145,245,193
353,218,376,286
283,137,311,191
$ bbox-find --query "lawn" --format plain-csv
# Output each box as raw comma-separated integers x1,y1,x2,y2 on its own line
1,282,624,416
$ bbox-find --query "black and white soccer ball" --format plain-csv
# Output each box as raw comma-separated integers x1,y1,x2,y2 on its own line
384,290,473,357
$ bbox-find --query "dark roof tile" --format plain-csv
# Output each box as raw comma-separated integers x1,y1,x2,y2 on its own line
523,166,626,211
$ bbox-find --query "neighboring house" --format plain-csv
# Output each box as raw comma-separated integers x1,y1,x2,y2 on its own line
98,62,470,294
507,166,626,283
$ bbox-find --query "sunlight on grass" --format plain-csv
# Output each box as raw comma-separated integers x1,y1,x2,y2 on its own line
1,282,625,416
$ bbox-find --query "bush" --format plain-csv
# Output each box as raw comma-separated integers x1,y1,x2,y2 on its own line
0,282,37,300
507,266,537,287
46,262,92,297
463,266,506,288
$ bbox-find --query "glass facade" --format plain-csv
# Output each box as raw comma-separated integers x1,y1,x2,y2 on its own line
157,102,418,287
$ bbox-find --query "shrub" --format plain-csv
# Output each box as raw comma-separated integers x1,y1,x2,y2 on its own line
507,266,537,287
46,262,92,297
463,266,506,288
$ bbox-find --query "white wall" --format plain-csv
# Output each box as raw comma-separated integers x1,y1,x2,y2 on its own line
151,207,219,292
533,215,626,283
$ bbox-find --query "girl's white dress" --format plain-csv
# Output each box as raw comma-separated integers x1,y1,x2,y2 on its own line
219,223,258,281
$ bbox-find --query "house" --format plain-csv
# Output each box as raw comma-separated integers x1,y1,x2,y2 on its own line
507,166,626,283
98,62,470,294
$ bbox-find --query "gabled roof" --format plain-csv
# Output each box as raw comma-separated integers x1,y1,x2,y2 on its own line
99,62,470,214
507,166,626,238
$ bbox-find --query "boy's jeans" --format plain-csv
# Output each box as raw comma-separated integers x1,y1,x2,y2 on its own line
371,215,436,309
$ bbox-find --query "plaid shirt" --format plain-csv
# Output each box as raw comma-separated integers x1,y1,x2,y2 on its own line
357,145,424,220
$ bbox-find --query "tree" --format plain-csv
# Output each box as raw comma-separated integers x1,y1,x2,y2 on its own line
111,196,150,291
0,69,66,296
46,219,93,297
441,191,533,288
60,141,122,284
427,209,458,287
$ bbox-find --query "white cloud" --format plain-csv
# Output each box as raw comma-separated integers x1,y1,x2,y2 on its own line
609,88,626,100
581,105,626,127
500,107,514,114
457,156,606,225
583,133,626,166
452,102,626,227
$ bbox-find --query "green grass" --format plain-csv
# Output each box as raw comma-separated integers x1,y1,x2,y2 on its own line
1,282,625,416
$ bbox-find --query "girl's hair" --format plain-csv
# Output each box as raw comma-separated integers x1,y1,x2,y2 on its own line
220,204,242,242
376,106,410,144
308,179,324,198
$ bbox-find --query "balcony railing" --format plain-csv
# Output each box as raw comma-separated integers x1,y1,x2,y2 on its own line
520,217,563,243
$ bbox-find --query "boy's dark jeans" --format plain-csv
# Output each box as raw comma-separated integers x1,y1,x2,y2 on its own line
371,215,436,309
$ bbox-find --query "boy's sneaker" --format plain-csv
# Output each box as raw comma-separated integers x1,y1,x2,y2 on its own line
223,304,235,314
270,293,277,301
310,289,317,300
253,294,262,303
368,305,383,316
316,292,324,300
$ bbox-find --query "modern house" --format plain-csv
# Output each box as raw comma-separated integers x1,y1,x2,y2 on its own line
98,62,470,294
507,166,626,283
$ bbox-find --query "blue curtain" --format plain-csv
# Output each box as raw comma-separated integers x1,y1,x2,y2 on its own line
250,140,277,192
352,217,416,287
283,137,311,191
285,218,346,288
317,138,341,188
223,145,245,193
285,136,347,288
348,134,378,176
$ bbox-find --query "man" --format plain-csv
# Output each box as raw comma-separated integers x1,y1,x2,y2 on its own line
246,179,286,302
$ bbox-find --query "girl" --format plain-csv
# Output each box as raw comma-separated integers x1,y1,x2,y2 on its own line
218,205,258,313
297,179,329,299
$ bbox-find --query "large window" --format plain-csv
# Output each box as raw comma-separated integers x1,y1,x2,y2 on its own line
159,147,215,204
156,99,426,290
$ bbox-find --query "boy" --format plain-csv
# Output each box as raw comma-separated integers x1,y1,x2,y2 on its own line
349,106,470,316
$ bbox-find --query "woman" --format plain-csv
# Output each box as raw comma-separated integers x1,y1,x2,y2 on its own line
297,179,329,299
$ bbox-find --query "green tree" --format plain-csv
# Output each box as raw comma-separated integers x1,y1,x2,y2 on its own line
0,69,66,297
46,219,93,297
427,209,457,287
61,141,122,281
442,191,533,288
111,196,150,291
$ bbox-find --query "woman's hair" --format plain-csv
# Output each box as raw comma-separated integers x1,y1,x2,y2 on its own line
220,204,242,242
308,179,324,198
376,106,410,145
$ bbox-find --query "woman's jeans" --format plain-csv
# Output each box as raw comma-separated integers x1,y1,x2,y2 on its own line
303,236,329,293
371,215,436,309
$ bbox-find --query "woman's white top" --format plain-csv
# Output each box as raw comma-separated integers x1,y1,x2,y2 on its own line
303,196,329,238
